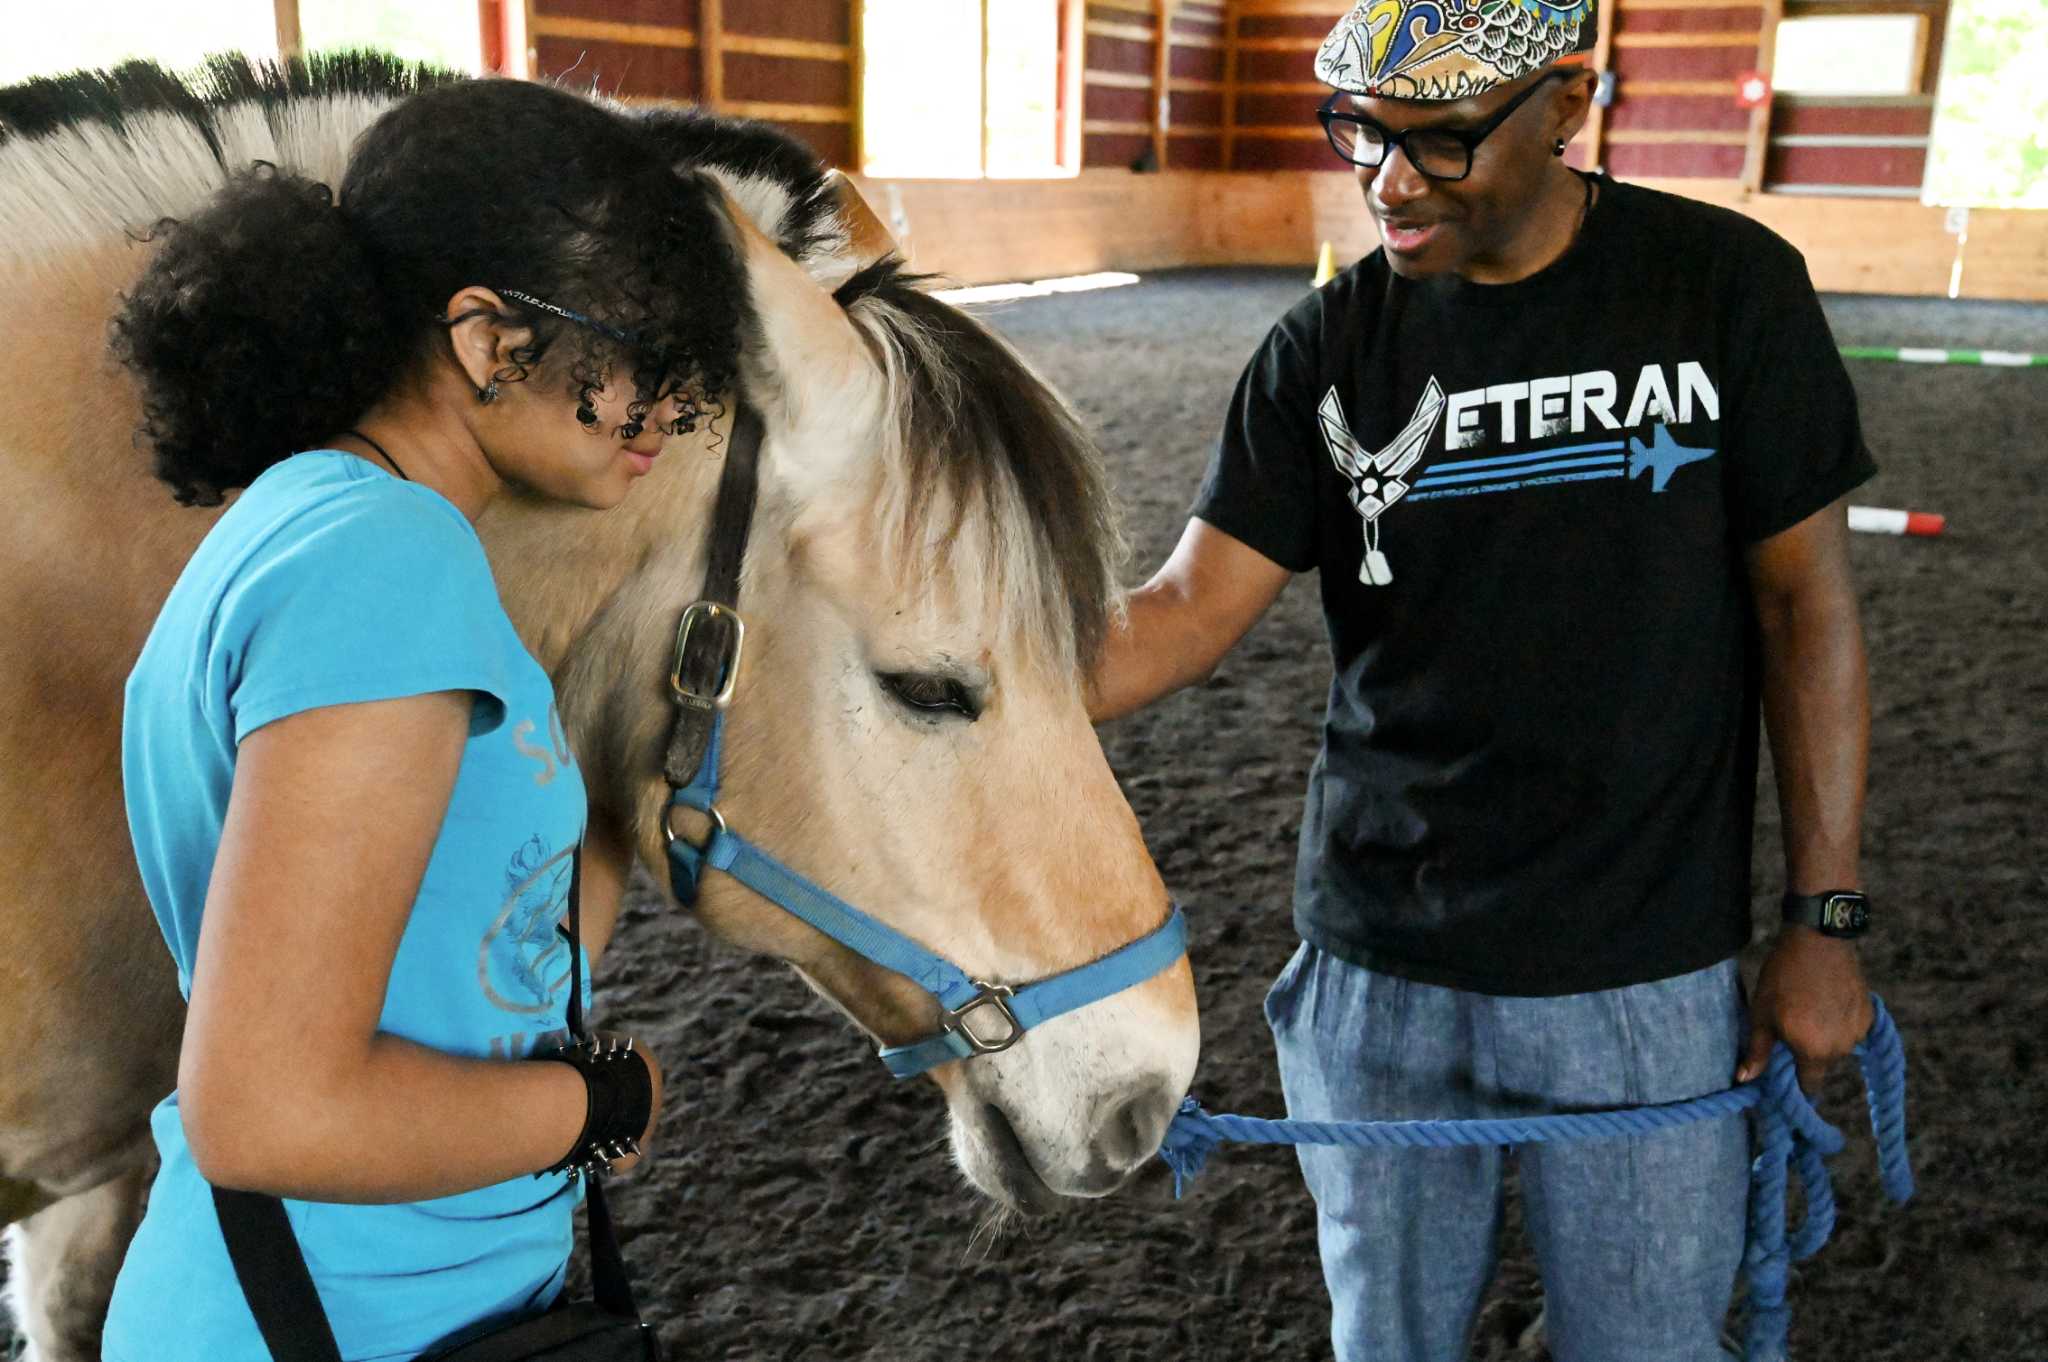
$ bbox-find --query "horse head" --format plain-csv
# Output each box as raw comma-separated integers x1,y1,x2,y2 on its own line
533,171,1200,1210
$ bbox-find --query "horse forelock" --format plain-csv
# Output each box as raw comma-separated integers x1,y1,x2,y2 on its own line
832,259,1127,679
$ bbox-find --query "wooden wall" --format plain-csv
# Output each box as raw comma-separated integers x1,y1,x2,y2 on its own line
1759,0,1945,195
1078,0,1228,168
524,0,859,167
856,167,2045,300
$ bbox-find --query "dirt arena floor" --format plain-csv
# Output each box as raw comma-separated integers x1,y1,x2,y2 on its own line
582,271,2046,1362
3,271,2039,1362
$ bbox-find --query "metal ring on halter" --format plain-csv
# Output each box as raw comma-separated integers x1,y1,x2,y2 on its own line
944,983,1023,1054
670,601,746,711
662,801,728,852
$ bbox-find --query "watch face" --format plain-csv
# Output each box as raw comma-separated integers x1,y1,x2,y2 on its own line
1825,896,1869,932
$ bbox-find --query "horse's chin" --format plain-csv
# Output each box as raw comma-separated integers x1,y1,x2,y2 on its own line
950,1100,1132,1214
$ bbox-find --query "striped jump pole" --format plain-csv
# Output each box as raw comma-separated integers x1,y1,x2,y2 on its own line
1848,507,1946,537
1840,345,2047,367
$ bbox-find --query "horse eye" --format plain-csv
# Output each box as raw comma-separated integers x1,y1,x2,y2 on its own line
878,671,981,721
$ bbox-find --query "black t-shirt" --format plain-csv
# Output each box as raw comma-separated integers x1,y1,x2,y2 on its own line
1193,172,1874,996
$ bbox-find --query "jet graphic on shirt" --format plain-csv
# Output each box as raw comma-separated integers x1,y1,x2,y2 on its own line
1628,424,1716,493
1320,379,1446,586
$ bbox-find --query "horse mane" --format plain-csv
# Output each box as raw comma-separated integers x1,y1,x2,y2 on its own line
832,257,1126,677
0,53,458,269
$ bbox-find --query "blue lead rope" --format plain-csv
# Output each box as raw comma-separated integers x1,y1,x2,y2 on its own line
1158,996,1912,1362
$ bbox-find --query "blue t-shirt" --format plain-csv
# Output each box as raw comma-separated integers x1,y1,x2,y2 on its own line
106,452,590,1362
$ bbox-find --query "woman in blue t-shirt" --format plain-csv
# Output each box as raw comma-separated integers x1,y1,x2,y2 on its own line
105,77,746,1361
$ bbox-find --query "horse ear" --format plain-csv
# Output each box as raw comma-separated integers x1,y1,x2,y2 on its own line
824,170,901,265
716,186,881,489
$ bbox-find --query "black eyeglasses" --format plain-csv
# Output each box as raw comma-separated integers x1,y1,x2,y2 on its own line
1318,72,1569,181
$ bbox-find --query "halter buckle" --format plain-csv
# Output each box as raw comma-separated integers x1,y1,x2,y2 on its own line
945,983,1022,1054
670,601,746,710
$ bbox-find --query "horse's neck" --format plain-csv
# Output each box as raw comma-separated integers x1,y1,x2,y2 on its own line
477,443,724,816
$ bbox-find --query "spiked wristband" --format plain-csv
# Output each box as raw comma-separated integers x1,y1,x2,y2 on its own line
538,1035,653,1180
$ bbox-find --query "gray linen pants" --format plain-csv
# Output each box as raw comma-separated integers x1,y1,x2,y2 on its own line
1266,943,1750,1362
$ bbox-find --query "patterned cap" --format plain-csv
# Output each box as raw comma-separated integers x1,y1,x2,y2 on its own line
1314,0,1597,101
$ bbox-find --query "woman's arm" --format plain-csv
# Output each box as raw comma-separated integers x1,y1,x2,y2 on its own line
178,690,658,1203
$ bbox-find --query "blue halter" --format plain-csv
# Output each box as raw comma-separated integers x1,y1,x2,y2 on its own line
658,410,1187,1080
665,710,1188,1078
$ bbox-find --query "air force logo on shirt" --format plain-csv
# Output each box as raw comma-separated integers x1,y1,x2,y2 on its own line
1319,362,1722,585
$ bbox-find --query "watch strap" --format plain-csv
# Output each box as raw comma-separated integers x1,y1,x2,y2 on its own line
1782,890,1870,938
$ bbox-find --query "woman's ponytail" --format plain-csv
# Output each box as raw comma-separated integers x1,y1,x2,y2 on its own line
111,162,409,506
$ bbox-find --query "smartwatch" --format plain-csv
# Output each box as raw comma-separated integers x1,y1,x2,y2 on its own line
1781,890,1871,939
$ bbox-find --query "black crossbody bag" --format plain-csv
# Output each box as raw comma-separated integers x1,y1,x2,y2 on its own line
210,849,663,1361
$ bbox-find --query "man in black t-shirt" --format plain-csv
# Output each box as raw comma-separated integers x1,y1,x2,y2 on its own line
1089,2,1879,1357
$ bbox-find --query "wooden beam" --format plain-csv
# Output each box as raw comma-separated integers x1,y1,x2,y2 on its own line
848,0,864,168
1233,0,1348,12
1623,78,1745,94
701,0,723,109
1090,0,1155,10
1235,36,1324,50
1061,0,1087,170
274,0,302,58
722,100,855,124
1620,0,1767,7
521,0,538,77
1083,119,1155,134
1087,69,1154,88
1087,20,1158,42
1908,10,1932,94
1169,77,1227,90
1230,124,1327,138
1234,79,1329,93
1613,30,1762,45
1584,0,1618,166
1221,7,1238,169
530,16,697,48
1607,129,1752,143
1153,0,1176,169
1740,0,1781,191
981,0,993,176
721,34,849,61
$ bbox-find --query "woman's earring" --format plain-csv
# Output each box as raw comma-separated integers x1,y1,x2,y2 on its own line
1554,137,1568,157
477,381,499,405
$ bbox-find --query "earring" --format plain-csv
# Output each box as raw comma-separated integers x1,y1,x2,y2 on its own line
1554,137,1568,157
477,381,499,405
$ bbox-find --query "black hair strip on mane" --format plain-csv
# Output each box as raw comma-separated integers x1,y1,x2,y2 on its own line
632,105,844,265
0,51,462,154
829,254,1124,673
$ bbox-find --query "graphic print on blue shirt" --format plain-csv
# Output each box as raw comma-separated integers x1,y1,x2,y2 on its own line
1317,362,1721,586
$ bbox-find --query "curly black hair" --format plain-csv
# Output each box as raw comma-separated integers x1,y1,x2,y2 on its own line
108,72,750,505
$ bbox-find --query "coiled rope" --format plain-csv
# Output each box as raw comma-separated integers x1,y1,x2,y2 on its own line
1158,995,1913,1360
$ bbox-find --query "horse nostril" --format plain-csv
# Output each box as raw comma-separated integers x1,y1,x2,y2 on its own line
1099,1078,1177,1170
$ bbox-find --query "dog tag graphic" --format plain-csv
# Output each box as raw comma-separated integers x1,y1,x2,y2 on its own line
1321,381,1443,589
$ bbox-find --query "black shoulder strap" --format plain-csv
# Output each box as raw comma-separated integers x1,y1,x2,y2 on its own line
212,844,642,1358
211,1185,345,1362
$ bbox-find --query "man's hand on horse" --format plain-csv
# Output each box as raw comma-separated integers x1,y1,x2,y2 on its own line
1737,928,1875,1095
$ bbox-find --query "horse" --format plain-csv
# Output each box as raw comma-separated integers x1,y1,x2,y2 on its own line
0,55,1199,1361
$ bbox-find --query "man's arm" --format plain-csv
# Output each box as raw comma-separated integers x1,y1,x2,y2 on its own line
1735,493,1875,1092
1088,519,1294,722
